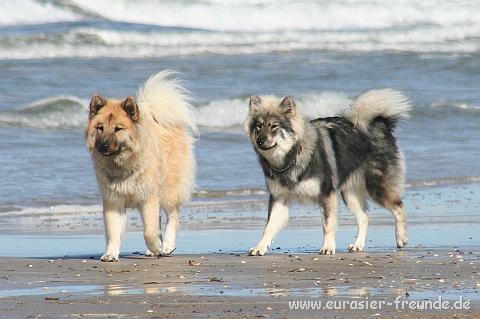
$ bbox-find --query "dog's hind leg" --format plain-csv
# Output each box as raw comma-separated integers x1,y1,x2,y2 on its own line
249,196,289,256
160,206,180,256
385,199,408,248
342,189,369,252
139,197,163,257
319,192,338,255
367,178,408,248
101,200,127,262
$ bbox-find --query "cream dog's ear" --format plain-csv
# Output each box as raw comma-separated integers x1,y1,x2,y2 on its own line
121,96,139,121
89,94,106,119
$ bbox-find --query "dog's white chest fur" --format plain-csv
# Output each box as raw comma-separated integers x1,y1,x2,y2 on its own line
267,178,321,202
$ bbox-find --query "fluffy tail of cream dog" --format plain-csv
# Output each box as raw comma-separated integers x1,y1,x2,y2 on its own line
137,70,198,136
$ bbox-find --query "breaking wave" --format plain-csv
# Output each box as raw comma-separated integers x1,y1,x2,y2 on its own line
0,96,88,129
1,25,480,59
2,93,480,129
0,92,351,129
3,0,480,32
1,0,480,58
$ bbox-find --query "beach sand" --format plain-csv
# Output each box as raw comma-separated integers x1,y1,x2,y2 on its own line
0,248,479,318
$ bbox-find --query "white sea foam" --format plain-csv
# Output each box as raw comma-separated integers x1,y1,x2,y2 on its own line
67,0,480,32
1,24,480,59
0,0,80,26
405,176,480,188
3,0,480,32
430,100,480,111
0,204,102,218
2,175,479,217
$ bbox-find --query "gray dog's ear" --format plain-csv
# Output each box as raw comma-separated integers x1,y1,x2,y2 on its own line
249,95,262,112
279,96,296,116
122,96,139,121
89,94,106,119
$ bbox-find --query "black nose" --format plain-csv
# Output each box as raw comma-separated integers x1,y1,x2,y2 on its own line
256,138,265,146
99,143,109,153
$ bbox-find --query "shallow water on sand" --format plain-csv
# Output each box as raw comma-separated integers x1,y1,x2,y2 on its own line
0,224,478,258
0,182,478,257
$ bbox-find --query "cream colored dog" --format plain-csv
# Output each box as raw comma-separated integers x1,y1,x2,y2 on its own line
86,71,197,261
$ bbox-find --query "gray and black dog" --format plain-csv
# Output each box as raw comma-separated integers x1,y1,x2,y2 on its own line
244,89,411,255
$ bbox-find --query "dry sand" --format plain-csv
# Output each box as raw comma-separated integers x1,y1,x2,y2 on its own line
1,248,479,318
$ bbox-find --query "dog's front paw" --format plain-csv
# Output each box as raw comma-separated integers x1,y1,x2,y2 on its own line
248,245,268,256
347,243,364,253
159,242,176,257
100,253,119,262
396,227,408,248
396,234,408,248
319,246,336,255
145,250,155,257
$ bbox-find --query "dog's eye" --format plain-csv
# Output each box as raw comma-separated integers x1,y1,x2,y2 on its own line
255,123,263,130
271,124,279,130
96,126,103,132
115,127,124,133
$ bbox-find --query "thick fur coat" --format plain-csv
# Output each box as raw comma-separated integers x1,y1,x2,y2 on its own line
86,71,197,261
245,89,411,255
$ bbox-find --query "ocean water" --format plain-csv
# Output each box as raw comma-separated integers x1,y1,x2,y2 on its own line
1,0,480,215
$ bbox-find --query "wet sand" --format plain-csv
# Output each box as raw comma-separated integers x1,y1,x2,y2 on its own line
1,248,479,318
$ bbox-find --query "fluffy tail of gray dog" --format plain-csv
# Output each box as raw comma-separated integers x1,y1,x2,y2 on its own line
343,89,411,133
